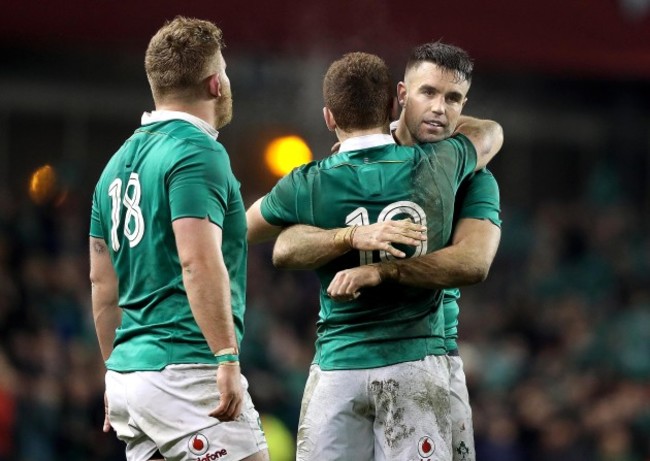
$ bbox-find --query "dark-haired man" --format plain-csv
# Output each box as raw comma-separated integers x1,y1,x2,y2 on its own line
272,42,502,461
247,50,502,460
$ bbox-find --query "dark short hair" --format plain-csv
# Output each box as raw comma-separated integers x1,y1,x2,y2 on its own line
405,41,473,84
323,52,393,131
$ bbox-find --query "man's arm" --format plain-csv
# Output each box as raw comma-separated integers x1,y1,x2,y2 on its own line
172,216,242,421
89,237,121,362
89,236,122,433
272,220,428,269
381,217,501,287
272,225,351,269
455,115,504,170
246,197,284,244
326,217,501,300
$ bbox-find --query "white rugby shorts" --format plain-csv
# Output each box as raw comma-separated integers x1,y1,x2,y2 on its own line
297,355,452,461
449,355,475,461
106,364,267,461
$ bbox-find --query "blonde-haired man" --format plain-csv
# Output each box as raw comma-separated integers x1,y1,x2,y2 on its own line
90,16,268,461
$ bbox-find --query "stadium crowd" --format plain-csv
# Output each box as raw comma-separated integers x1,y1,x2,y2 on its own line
0,161,648,460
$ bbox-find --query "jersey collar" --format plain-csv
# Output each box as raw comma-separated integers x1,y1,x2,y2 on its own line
338,134,395,153
141,110,220,140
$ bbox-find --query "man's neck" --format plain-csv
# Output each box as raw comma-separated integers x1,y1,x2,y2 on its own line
156,101,216,129
336,125,389,143
394,118,415,146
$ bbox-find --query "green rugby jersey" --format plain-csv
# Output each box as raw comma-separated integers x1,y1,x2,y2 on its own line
89,115,247,371
261,134,477,370
443,168,501,352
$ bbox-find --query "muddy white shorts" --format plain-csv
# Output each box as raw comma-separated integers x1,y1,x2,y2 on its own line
448,354,475,461
297,355,452,461
105,364,267,461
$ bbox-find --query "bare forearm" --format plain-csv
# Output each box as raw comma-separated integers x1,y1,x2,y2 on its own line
325,243,487,301
378,220,500,289
273,225,350,269
246,197,283,244
273,220,427,269
89,237,120,362
91,286,121,362
173,218,238,353
378,244,489,289
183,260,238,353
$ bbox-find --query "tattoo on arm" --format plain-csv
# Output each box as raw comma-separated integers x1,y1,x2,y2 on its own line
93,241,108,254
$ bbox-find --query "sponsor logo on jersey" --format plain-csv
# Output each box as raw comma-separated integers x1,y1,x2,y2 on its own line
418,435,435,458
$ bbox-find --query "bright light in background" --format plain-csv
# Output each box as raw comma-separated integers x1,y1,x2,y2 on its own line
29,164,57,205
28,164,67,206
264,135,313,177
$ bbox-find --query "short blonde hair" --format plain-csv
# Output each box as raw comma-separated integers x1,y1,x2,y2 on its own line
145,16,225,101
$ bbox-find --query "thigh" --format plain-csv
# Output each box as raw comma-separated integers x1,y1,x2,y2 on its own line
105,370,160,461
126,365,267,461
372,356,452,461
297,365,374,461
449,355,475,461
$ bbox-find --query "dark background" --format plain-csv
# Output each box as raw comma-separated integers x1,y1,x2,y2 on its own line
0,1,648,460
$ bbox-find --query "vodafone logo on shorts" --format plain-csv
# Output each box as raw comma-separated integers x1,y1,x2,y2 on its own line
188,433,209,455
418,435,435,458
187,432,229,460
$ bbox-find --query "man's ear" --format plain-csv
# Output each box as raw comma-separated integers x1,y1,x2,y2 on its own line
396,81,407,108
208,73,221,98
323,107,336,131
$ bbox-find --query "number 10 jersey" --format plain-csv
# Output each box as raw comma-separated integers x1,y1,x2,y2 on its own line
260,134,477,370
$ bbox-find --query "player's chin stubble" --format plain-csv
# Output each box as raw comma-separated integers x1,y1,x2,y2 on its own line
215,95,233,130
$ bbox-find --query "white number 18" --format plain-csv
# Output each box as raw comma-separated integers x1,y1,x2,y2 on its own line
107,173,145,251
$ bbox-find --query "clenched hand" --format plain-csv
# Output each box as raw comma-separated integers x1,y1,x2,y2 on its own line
210,364,243,421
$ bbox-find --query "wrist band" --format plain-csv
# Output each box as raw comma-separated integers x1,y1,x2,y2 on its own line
218,360,240,367
215,353,239,364
214,347,239,364
349,225,359,248
333,225,358,250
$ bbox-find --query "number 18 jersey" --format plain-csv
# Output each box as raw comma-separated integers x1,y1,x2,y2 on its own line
89,116,247,372
260,134,477,370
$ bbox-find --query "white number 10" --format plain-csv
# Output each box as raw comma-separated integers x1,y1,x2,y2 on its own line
345,200,427,264
108,173,145,252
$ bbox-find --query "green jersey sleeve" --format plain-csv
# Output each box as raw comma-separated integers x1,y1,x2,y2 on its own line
456,168,502,227
260,166,311,226
89,189,104,239
167,144,233,228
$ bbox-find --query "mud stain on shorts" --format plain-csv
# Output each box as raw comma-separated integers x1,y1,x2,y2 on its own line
352,400,373,418
412,379,451,436
370,379,415,448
